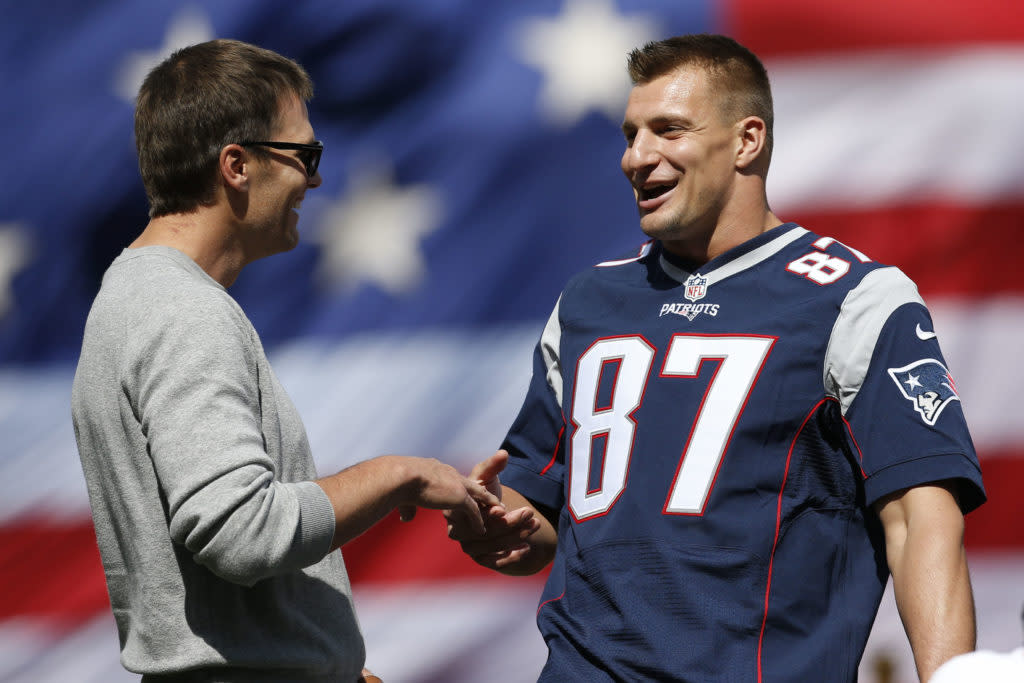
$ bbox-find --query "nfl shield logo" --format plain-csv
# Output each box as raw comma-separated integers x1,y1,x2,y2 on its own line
684,274,708,302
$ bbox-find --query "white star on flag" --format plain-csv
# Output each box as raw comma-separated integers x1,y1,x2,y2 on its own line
0,225,31,320
314,165,443,295
904,373,923,391
114,7,215,102
517,0,656,126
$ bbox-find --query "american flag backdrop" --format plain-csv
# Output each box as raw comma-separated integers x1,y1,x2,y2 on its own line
1,1,1022,681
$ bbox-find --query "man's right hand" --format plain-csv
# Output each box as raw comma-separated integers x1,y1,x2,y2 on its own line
394,455,501,535
316,453,501,550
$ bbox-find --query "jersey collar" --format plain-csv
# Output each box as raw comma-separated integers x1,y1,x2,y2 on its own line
658,223,808,286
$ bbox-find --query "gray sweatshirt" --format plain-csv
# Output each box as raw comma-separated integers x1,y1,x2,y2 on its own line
71,246,365,681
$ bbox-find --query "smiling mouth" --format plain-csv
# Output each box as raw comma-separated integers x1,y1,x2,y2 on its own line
638,183,674,202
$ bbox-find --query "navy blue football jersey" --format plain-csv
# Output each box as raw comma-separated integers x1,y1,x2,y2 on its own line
500,223,985,682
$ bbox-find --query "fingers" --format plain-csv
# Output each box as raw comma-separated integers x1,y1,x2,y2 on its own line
448,505,540,568
464,476,501,509
476,543,534,569
446,504,535,540
400,456,506,534
455,473,502,534
443,501,541,570
500,505,538,529
469,449,509,484
457,492,489,535
459,516,540,569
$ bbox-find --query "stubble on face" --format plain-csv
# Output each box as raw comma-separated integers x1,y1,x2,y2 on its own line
621,67,740,262
246,94,317,260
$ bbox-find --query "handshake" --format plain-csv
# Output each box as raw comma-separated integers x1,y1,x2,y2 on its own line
352,449,555,683
399,449,549,574
315,450,553,571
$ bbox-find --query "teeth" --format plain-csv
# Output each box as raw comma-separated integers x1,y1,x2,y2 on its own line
643,184,671,200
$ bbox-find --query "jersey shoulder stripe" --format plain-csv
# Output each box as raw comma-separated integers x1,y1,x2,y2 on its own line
540,296,564,404
824,266,925,413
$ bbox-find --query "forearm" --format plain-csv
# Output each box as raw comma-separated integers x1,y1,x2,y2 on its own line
317,454,497,551
892,533,975,680
882,486,976,681
315,455,414,550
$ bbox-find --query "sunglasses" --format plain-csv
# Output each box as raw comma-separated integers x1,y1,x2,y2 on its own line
239,140,323,177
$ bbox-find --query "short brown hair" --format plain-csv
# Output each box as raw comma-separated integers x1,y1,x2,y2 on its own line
627,34,773,162
134,39,314,217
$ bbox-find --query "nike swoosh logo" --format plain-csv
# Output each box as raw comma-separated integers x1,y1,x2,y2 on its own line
916,324,937,340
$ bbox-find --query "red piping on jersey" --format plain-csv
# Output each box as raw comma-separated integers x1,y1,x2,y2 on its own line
757,397,835,683
539,417,566,476
537,590,566,616
841,413,869,479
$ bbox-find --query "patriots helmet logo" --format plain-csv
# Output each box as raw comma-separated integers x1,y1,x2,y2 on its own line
887,358,961,426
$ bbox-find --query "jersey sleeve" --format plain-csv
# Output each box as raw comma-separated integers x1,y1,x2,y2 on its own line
826,267,985,512
500,297,568,513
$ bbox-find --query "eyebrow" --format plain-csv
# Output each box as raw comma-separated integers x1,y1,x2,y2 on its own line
621,115,696,135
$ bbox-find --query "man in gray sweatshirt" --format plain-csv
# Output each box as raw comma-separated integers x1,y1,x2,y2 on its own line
71,39,501,682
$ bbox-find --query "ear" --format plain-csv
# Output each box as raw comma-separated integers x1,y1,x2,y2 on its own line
219,144,250,191
735,116,768,170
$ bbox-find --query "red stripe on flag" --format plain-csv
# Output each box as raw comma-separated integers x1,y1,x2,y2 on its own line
789,202,1024,297
0,519,108,622
0,446,1014,624
0,511,540,622
965,451,1024,550
728,0,1024,56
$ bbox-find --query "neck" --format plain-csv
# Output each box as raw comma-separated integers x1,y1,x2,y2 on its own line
661,175,782,265
661,210,782,266
130,207,247,287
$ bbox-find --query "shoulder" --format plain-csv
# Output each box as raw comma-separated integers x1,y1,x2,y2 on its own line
593,241,656,269
552,241,658,323
562,240,655,293
778,228,913,296
102,248,255,348
807,230,928,355
118,247,243,314
766,228,929,331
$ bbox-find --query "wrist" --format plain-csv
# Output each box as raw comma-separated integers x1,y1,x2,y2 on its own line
377,454,421,507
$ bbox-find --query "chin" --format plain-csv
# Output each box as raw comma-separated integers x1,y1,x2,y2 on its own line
281,219,300,250
261,234,299,260
279,233,300,253
640,207,708,243
638,214,677,241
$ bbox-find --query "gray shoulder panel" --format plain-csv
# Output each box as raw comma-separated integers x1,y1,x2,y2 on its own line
824,267,925,414
540,295,564,404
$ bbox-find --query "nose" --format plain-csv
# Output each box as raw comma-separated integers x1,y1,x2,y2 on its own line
621,128,659,178
308,169,322,189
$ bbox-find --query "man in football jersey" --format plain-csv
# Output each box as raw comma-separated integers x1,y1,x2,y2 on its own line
446,34,985,682
72,39,499,682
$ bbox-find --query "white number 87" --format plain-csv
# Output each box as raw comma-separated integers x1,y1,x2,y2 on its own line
568,334,775,520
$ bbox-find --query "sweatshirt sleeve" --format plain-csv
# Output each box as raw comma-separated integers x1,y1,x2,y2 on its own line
126,287,334,586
